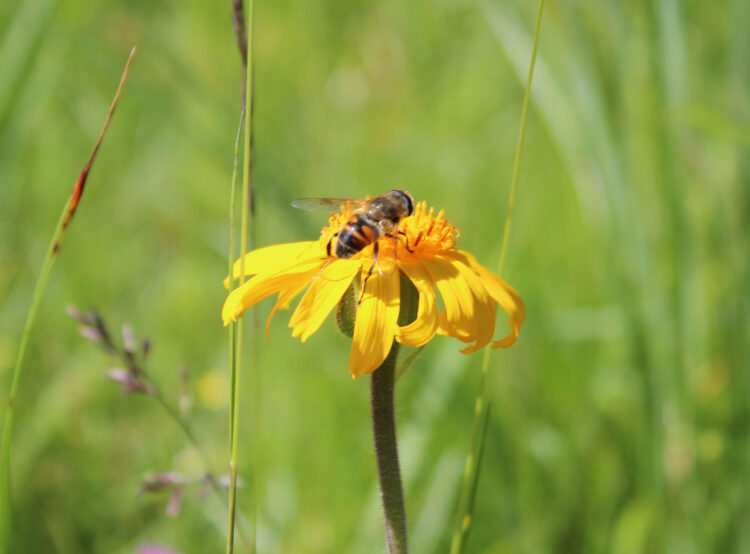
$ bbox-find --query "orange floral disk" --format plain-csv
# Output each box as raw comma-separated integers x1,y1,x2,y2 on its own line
222,201,525,377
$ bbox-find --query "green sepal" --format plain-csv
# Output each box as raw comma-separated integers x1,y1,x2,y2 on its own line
336,280,357,338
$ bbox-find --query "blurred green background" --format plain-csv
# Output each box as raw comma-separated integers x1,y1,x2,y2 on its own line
1,0,749,552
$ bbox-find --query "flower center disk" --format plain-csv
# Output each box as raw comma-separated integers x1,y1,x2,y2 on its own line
319,201,458,268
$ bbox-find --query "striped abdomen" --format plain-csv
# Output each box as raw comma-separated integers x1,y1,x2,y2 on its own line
335,214,380,259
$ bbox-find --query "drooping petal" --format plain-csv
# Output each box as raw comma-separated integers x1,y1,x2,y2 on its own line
224,241,321,288
444,253,496,354
289,259,362,342
349,268,400,377
222,258,325,325
458,250,525,348
395,262,439,347
265,271,319,341
421,257,476,342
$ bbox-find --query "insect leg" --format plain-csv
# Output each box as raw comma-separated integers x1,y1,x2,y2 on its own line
307,233,339,284
358,240,379,305
398,231,414,253
385,231,414,255
326,232,339,259
309,257,333,284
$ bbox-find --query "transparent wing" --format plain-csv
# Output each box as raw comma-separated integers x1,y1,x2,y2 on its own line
291,197,367,212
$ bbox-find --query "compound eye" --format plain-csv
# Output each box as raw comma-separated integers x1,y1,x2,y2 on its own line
405,194,414,215
389,189,414,216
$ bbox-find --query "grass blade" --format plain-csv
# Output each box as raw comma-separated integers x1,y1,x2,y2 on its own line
0,47,135,553
227,0,255,551
450,399,492,554
395,346,425,381
449,2,544,551
225,104,246,553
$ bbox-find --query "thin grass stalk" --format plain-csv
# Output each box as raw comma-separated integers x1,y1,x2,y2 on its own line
227,107,245,447
225,103,245,551
497,0,544,279
449,396,492,552
395,345,425,381
231,0,248,68
450,2,544,552
227,0,254,551
243,2,261,550
0,48,135,554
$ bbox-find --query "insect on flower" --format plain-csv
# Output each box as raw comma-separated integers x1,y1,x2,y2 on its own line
292,190,415,300
222,193,525,377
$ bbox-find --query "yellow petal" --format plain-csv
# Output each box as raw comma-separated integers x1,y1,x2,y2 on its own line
421,257,476,342
289,259,362,342
445,254,496,354
458,250,525,348
222,258,324,325
349,268,400,377
224,241,321,289
395,262,439,348
265,272,319,341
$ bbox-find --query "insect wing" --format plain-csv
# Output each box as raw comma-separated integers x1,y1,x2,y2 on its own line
291,197,366,212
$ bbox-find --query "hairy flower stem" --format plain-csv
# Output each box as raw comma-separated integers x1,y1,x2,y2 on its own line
371,342,408,554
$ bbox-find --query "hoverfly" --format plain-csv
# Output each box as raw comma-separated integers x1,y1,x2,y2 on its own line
292,189,415,298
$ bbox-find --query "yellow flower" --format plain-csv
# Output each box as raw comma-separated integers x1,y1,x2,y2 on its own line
222,201,525,377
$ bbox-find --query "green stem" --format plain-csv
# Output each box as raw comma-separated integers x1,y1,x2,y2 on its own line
451,1,544,552
498,0,544,277
225,108,245,554
0,49,135,554
449,349,491,554
227,1,254,552
0,209,64,552
371,343,408,554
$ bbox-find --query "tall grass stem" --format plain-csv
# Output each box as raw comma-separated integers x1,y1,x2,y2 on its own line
226,0,254,551
225,105,245,552
497,0,544,278
0,48,135,554
450,2,544,552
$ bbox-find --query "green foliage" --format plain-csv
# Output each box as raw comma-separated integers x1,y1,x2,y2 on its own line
1,0,748,552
